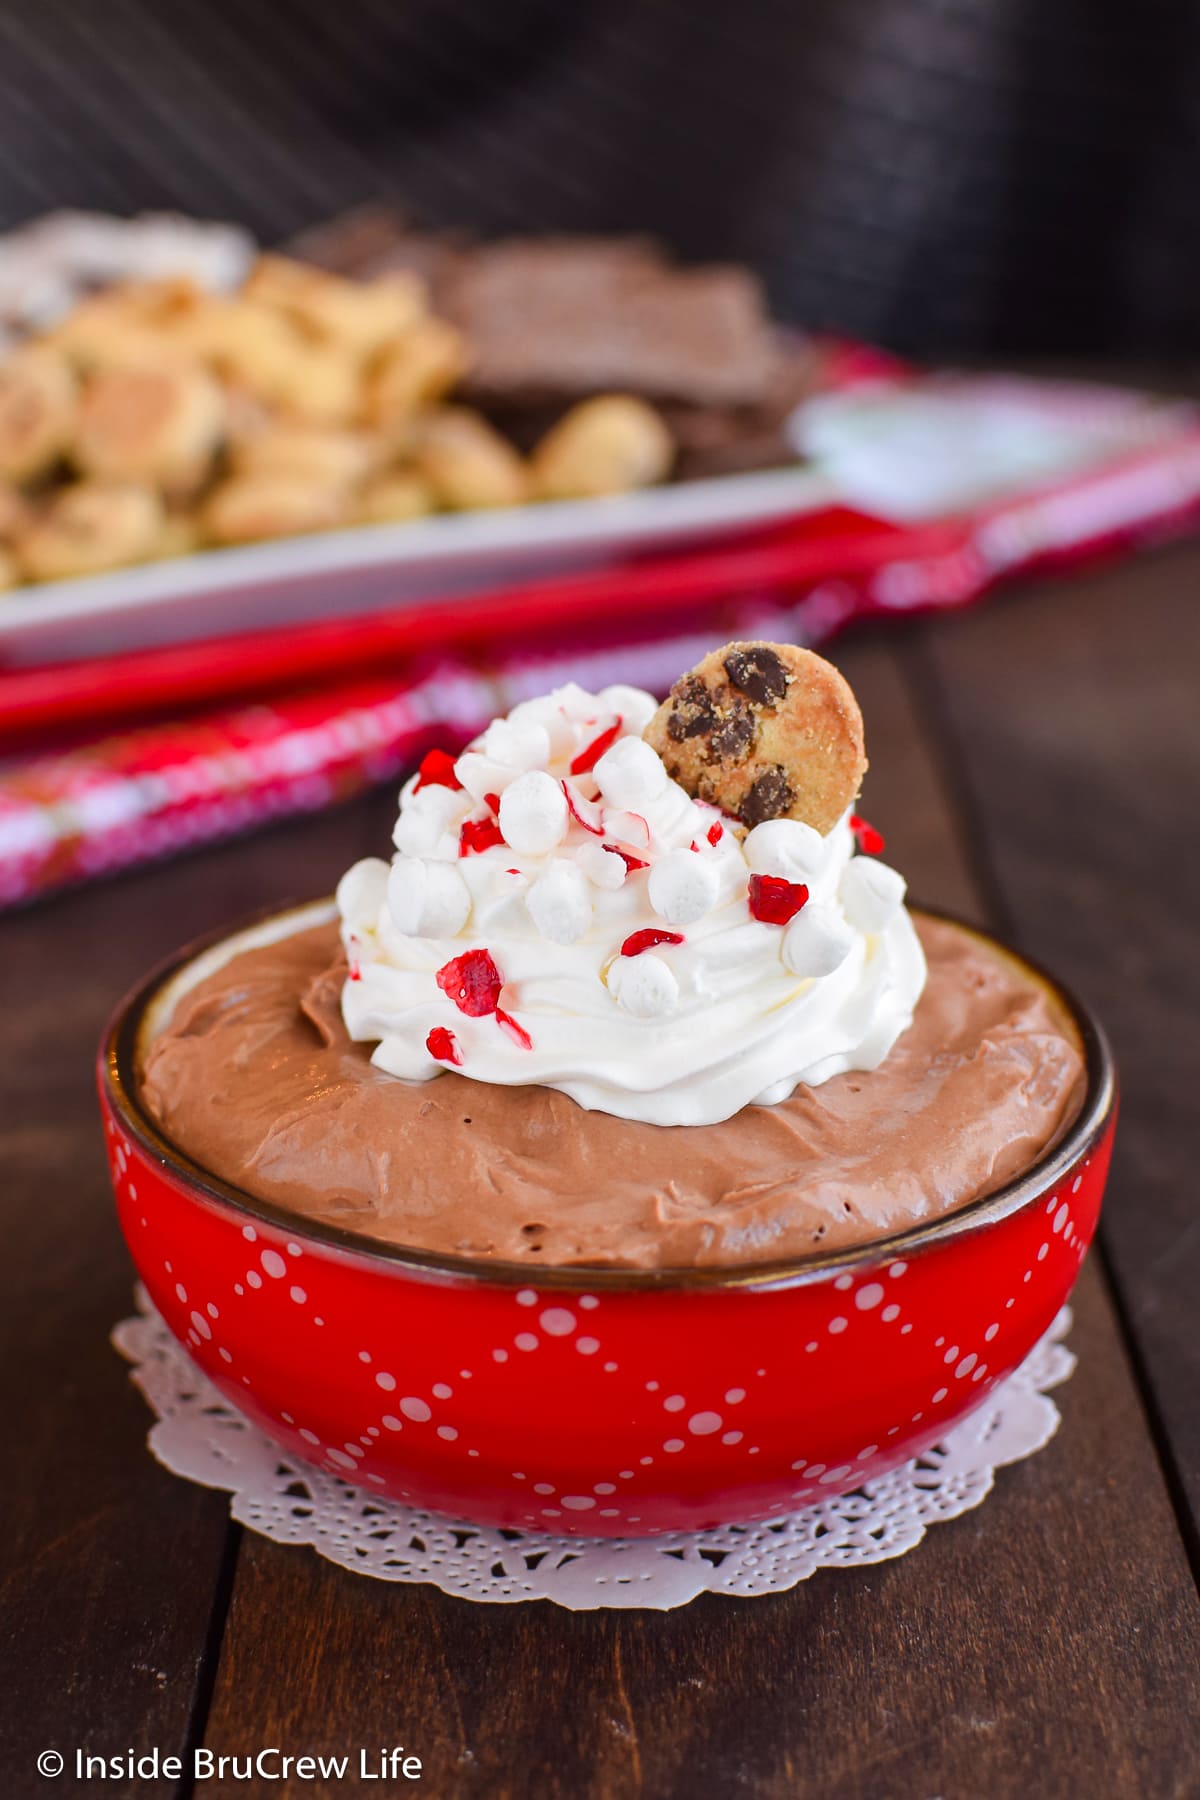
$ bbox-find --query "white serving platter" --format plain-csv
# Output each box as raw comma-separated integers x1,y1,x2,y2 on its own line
0,463,834,667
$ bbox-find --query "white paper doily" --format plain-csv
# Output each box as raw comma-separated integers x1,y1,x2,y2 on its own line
113,1289,1074,1611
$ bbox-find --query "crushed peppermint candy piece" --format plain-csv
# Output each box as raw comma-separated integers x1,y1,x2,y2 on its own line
562,778,605,835
495,1007,533,1050
707,820,724,846
484,791,501,813
604,809,651,850
620,927,685,957
426,1026,463,1065
436,949,503,1016
608,846,649,873
569,718,622,775
414,748,463,792
459,816,506,857
748,873,809,925
850,813,886,854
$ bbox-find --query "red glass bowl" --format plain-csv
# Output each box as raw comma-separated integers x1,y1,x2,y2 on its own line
99,901,1115,1537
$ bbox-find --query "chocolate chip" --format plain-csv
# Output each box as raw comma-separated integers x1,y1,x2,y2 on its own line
724,646,790,707
666,674,716,741
667,710,709,742
709,705,756,761
741,765,795,825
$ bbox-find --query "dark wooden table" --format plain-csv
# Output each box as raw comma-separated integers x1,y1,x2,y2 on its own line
3,542,1199,1799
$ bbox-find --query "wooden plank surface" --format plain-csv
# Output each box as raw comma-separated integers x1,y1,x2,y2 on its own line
919,543,1200,1544
0,795,386,1797
178,628,1200,1799
194,1262,1200,1800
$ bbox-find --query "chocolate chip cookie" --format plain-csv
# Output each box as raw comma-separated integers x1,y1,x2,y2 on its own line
643,641,867,834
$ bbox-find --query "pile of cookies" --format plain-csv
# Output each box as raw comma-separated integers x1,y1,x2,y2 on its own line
292,209,818,480
0,252,675,590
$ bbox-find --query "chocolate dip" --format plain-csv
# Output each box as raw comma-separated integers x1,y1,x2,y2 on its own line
139,915,1086,1270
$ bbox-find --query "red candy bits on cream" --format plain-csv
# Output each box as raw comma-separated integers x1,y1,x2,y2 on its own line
570,718,622,775
748,874,809,925
620,928,686,957
458,818,505,857
495,1007,533,1051
336,679,926,1124
435,949,503,1016
414,748,463,792
425,1026,463,1065
850,813,886,854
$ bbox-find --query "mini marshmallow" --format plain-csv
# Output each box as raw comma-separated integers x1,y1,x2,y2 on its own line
548,681,595,720
744,818,826,881
608,952,679,1017
499,770,569,854
402,778,468,821
593,735,668,809
636,780,704,843
526,860,594,945
648,848,720,925
473,870,531,933
596,683,659,735
454,750,513,806
840,857,906,933
782,903,855,977
335,857,389,930
387,856,472,938
481,715,552,771
393,784,465,857
507,693,574,760
575,841,627,890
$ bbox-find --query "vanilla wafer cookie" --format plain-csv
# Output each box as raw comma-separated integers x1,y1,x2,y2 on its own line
74,362,225,489
0,348,77,482
644,641,867,835
16,481,163,580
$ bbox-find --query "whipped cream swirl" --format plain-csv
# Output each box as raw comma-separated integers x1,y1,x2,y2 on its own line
337,683,926,1126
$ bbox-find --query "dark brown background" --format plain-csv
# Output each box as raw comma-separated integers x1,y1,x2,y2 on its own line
3,536,1198,1797
2,0,1200,355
